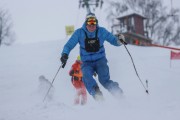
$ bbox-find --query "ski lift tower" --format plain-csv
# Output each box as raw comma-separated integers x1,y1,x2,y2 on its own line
79,0,104,14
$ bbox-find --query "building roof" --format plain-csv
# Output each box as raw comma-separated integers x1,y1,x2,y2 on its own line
117,13,146,20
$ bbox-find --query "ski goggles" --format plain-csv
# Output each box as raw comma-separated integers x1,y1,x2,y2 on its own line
86,18,97,25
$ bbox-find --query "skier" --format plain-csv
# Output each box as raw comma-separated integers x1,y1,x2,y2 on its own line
60,13,127,101
69,56,87,105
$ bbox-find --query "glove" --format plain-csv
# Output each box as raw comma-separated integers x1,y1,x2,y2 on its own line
60,53,68,68
73,76,79,81
93,72,97,77
118,34,127,45
69,70,74,76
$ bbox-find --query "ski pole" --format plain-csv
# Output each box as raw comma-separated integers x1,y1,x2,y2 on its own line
146,79,149,90
123,44,149,94
43,64,63,102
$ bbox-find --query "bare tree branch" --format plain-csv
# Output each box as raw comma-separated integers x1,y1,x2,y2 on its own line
0,8,15,46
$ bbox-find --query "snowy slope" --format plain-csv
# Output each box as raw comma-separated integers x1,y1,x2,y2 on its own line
0,39,180,120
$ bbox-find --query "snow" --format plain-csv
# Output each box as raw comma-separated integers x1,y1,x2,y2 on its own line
0,40,180,120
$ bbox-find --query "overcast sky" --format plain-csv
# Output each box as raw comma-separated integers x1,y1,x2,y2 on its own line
1,0,180,44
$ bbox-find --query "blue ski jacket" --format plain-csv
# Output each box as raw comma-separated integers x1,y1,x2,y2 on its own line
61,22,121,62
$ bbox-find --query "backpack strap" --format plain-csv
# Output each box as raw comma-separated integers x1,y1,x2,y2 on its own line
95,29,98,39
83,29,98,39
84,30,88,38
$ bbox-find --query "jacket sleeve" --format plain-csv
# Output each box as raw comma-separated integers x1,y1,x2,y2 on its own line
100,27,121,46
61,30,80,55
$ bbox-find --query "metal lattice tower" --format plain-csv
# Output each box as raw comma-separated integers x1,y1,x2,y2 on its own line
79,0,103,14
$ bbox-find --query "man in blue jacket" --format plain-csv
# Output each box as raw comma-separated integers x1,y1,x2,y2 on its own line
60,13,127,101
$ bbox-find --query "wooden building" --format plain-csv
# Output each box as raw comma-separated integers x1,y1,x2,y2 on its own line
111,13,152,46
